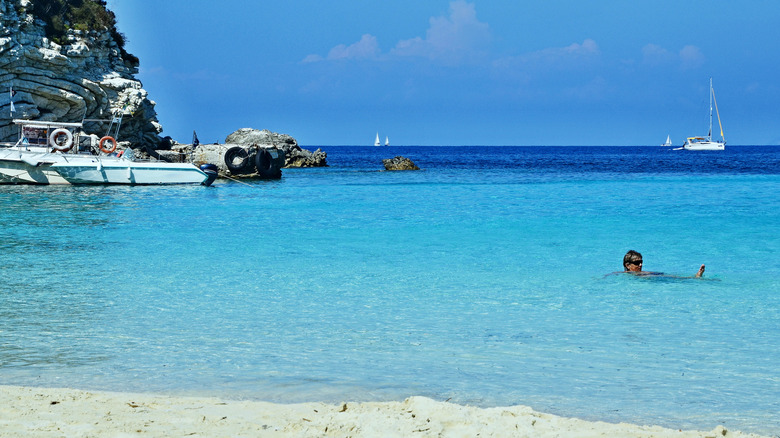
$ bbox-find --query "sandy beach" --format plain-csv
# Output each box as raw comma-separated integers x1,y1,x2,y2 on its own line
0,385,769,437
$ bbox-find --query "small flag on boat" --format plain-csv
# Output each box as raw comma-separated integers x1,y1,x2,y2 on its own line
192,131,200,147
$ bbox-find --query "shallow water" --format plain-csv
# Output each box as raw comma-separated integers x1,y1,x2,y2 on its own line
1,146,778,434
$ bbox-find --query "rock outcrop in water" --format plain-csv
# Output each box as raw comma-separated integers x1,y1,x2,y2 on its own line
225,128,327,168
383,156,420,171
0,0,161,149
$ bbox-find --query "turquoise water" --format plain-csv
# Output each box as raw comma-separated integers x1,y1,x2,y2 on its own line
1,146,778,434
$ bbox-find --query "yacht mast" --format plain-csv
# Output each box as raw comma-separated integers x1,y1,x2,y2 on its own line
708,77,713,140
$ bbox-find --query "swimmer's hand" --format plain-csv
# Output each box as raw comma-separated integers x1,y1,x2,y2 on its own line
695,264,705,278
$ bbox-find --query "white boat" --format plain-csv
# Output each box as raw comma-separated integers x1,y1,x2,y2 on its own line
683,78,725,151
374,132,381,146
385,136,389,146
0,118,214,185
661,135,672,146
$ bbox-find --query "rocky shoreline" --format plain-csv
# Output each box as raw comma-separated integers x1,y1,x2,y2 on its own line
135,128,327,180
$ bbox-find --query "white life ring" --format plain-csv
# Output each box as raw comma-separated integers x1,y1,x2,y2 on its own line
49,128,73,152
99,136,117,154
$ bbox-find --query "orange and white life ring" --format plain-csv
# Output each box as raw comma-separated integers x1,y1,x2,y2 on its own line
49,128,73,152
99,136,117,154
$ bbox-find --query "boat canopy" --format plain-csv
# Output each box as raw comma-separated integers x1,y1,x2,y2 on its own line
13,119,83,129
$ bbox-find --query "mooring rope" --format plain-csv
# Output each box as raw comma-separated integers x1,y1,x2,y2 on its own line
219,174,257,187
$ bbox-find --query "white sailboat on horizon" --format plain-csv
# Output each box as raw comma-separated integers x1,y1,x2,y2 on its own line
661,135,672,146
374,132,381,147
385,136,389,146
682,77,725,151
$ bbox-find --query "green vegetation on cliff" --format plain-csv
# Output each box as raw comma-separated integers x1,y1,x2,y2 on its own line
28,0,138,65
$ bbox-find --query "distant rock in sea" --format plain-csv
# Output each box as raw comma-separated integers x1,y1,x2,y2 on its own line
383,156,420,171
0,0,162,150
225,128,327,168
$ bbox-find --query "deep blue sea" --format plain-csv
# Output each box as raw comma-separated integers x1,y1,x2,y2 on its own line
1,146,778,435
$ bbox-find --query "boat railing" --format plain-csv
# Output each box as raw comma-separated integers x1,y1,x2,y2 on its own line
7,118,193,163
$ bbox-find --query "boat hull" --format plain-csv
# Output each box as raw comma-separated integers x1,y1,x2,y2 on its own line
0,149,70,184
0,149,207,185
52,160,208,185
683,141,725,151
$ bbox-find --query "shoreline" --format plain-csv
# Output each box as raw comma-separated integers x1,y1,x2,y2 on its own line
0,385,769,437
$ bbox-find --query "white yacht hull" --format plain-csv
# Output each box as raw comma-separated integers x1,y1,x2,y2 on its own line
683,141,725,151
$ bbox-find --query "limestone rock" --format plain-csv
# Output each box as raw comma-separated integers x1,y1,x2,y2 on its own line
225,128,297,147
0,0,162,149
286,146,327,168
383,156,420,171
225,127,327,168
157,143,285,180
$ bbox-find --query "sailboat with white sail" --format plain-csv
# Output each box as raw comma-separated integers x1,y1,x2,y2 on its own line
683,78,725,151
661,135,672,146
374,132,381,146
385,136,389,146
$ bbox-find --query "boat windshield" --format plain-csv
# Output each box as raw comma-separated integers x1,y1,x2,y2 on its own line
22,126,50,146
121,147,135,161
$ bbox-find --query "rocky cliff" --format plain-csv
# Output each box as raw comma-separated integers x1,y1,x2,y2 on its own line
0,0,162,149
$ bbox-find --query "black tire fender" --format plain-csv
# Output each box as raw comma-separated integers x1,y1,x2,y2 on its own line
255,148,272,172
224,146,251,173
255,148,283,179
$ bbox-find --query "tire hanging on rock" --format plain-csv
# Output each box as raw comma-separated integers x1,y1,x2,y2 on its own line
254,148,282,179
224,146,253,173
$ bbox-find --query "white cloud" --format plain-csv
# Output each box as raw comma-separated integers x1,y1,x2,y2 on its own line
493,39,600,72
302,34,379,63
679,45,705,70
301,54,324,64
327,34,380,61
640,43,704,70
301,1,490,65
391,0,491,64
532,39,600,62
641,43,674,65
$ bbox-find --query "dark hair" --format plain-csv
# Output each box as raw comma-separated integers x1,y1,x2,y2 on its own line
623,250,642,270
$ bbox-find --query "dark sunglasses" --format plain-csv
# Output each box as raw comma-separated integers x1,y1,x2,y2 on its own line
628,260,643,265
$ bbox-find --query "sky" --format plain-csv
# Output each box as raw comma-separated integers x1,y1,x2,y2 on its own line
104,0,780,146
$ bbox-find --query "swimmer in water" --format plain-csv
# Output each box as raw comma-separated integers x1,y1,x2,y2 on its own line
623,250,705,278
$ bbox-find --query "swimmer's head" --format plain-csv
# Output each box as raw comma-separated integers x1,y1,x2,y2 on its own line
623,250,643,272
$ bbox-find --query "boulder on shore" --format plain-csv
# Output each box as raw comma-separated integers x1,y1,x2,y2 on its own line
383,156,420,171
225,128,327,168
